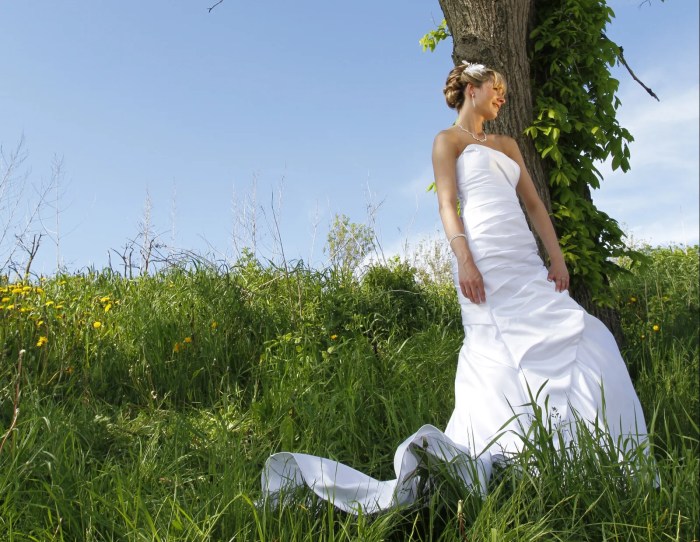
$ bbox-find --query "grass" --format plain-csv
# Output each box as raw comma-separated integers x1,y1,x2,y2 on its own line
0,246,697,540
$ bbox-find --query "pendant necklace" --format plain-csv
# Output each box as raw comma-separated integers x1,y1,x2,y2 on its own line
456,123,487,142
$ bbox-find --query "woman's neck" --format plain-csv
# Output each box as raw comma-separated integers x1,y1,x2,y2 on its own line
456,111,484,134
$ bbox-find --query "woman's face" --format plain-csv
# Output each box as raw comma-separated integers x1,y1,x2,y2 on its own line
472,80,506,120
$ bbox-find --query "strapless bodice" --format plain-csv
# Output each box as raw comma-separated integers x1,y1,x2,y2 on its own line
456,144,521,210
454,144,540,277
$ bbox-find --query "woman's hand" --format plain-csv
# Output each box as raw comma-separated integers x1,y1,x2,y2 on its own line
547,259,570,292
458,259,486,304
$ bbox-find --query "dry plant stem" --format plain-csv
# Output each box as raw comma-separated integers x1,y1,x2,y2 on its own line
457,499,468,541
0,349,24,455
21,233,42,280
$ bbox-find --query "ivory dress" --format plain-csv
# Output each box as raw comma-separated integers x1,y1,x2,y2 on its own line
261,143,650,514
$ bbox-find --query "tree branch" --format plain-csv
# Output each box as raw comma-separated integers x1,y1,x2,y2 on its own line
603,33,660,101
208,0,224,12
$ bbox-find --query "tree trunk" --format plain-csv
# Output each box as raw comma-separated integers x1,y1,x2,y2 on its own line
437,0,623,342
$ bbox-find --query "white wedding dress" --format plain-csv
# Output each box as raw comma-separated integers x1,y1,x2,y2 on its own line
261,144,650,514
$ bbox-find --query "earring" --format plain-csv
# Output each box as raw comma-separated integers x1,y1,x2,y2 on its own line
471,94,476,108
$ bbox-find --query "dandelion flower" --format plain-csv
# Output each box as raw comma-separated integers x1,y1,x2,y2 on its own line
45,301,54,307
100,296,110,303
93,321,102,329
36,336,48,347
330,334,338,340
104,303,112,312
652,325,660,332
183,336,192,344
210,321,218,330
173,342,182,353
629,296,637,303
6,304,14,310
1,297,9,303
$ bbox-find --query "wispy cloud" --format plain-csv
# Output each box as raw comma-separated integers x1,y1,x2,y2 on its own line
593,82,699,246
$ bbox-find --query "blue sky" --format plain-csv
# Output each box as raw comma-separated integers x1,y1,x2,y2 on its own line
1,0,697,275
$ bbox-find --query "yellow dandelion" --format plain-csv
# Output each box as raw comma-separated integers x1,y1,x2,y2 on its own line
45,300,54,307
104,303,112,312
100,296,110,303
6,304,14,310
629,296,637,303
330,334,338,340
37,320,44,326
11,288,22,295
183,336,192,344
652,325,660,332
173,342,182,353
210,321,218,330
36,336,48,347
65,366,74,375
93,321,102,329
55,305,63,310
1,297,9,303
35,287,44,294
22,286,31,292
20,307,29,313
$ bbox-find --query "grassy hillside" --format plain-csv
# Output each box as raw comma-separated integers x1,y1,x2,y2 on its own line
0,246,697,541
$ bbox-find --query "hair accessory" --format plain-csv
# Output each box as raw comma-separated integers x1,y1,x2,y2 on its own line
461,60,486,73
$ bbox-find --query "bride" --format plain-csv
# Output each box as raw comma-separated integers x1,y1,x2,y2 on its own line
261,61,651,514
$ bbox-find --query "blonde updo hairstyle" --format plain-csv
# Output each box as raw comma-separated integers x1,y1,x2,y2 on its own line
443,62,507,110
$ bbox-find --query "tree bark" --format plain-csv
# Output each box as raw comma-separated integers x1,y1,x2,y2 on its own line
437,0,623,341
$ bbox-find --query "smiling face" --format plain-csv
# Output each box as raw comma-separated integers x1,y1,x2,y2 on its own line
470,79,506,120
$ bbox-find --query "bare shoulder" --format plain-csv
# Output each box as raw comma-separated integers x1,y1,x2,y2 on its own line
491,134,524,162
432,128,461,159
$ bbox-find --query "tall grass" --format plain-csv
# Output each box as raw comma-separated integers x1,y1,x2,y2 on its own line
0,246,697,540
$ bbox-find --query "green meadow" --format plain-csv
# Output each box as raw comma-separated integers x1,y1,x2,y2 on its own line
0,245,697,541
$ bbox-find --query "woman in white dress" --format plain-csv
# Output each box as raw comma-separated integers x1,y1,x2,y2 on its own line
434,62,647,459
261,62,650,515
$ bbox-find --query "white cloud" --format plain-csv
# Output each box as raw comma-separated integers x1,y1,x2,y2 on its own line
593,82,699,246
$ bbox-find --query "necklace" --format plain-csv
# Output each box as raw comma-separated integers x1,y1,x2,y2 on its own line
456,123,487,142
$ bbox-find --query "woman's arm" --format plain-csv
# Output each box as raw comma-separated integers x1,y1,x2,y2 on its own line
502,137,570,292
432,133,486,303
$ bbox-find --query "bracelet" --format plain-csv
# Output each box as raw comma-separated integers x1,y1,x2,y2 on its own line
448,233,467,245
